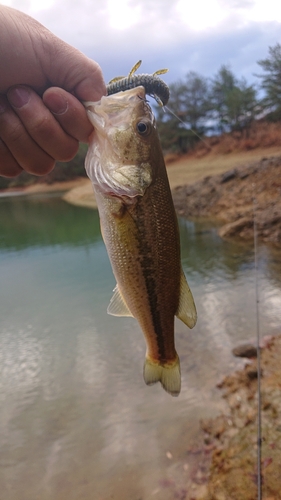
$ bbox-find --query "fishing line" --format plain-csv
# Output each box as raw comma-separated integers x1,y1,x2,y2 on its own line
163,105,212,151
253,186,262,500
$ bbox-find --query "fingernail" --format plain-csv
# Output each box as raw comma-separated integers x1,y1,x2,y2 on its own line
7,86,31,108
45,93,68,115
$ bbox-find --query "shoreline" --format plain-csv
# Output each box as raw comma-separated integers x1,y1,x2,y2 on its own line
1,149,281,498
2,144,281,198
200,334,281,499
172,155,281,246
0,177,89,198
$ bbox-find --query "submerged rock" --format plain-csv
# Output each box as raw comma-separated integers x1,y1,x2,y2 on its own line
232,343,258,358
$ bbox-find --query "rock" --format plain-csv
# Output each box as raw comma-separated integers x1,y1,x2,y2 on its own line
218,217,253,239
201,415,227,438
172,156,281,246
246,367,259,380
220,169,237,183
232,343,258,358
192,484,208,499
239,170,250,179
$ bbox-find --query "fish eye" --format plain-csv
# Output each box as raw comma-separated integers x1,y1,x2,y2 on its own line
136,121,151,136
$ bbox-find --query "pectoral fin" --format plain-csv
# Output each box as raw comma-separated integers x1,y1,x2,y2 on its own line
176,269,197,329
107,285,133,317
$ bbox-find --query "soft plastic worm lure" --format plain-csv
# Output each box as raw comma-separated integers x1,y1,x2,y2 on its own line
106,60,170,106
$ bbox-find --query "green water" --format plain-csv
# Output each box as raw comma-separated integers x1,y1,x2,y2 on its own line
0,193,281,500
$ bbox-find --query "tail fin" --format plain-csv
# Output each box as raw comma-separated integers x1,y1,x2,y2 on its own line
143,357,181,397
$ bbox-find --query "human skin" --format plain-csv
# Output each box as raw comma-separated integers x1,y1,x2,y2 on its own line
0,5,106,177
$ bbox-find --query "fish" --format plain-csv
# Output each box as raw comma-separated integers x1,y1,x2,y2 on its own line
84,86,197,397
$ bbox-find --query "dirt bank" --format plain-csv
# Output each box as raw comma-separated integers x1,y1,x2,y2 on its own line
3,153,281,248
60,152,281,246
62,180,97,209
173,155,281,245
200,335,281,500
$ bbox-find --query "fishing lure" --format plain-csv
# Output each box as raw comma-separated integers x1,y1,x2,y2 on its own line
106,60,170,106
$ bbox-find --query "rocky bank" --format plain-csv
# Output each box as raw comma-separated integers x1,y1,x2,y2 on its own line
170,155,281,498
172,155,281,246
199,335,281,500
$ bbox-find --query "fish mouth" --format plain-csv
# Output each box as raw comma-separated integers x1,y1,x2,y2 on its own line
104,86,146,104
85,86,148,131
85,86,154,199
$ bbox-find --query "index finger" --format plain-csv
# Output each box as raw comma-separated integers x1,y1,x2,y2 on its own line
43,40,106,102
42,87,94,143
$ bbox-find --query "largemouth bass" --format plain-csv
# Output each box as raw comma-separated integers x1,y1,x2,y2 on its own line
85,86,197,397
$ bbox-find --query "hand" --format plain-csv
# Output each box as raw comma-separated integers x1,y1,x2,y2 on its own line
0,6,106,178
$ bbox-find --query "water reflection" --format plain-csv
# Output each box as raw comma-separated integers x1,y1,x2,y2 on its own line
0,194,281,499
179,217,255,279
0,193,101,251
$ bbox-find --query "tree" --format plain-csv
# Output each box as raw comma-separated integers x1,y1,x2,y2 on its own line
155,72,211,153
210,65,236,132
225,78,258,130
168,72,211,133
257,43,281,117
210,66,258,132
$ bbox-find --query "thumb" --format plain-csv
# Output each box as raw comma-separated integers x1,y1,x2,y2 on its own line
43,35,106,102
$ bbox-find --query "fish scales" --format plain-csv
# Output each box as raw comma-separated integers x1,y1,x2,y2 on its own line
98,178,181,364
85,86,197,396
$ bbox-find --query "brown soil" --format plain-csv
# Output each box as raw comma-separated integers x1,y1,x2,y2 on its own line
165,118,281,189
200,335,281,500
172,155,281,246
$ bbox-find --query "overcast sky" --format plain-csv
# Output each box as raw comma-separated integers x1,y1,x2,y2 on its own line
2,0,281,88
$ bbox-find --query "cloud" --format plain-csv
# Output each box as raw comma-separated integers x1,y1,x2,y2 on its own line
2,0,281,87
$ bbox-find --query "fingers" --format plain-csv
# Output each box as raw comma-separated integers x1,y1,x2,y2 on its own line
0,92,56,176
0,84,95,178
0,86,83,177
7,86,79,161
0,94,55,177
0,137,22,178
43,87,93,143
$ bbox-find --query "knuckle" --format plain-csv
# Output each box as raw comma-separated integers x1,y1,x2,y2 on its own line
6,121,26,144
30,115,50,135
27,116,79,161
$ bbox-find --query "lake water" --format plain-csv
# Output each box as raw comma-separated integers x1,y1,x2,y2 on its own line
0,193,281,500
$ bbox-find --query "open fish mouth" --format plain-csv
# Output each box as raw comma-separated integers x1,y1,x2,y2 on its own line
84,86,148,131
85,86,154,198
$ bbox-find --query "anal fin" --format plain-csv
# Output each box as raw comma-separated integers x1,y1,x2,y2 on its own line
176,269,197,329
107,285,133,317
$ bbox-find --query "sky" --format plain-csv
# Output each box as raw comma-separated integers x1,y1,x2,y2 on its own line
2,0,281,88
